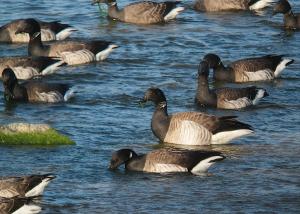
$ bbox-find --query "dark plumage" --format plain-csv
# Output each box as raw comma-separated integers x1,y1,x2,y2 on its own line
273,0,300,29
0,197,41,214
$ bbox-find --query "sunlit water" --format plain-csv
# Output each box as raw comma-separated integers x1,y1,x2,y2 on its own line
0,0,299,213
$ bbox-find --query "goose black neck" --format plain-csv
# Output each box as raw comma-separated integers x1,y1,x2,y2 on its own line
196,75,210,99
28,33,44,56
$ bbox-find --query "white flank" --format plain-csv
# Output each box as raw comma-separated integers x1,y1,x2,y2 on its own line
212,129,254,144
164,7,185,21
60,49,95,65
56,27,77,40
243,69,274,82
35,91,64,103
25,177,53,197
11,67,39,80
13,204,42,214
223,97,252,109
64,88,76,101
40,29,56,41
41,60,65,75
274,59,293,77
150,164,188,173
249,0,275,10
96,44,118,61
252,89,266,105
191,156,224,175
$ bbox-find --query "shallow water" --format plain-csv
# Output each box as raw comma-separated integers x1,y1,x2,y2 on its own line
0,0,300,213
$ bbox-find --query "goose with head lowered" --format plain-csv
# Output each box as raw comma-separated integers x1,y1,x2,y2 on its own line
196,60,269,109
273,0,300,30
2,68,75,103
109,148,225,175
15,19,118,65
203,53,294,82
0,197,41,214
140,87,253,145
92,0,184,24
0,18,76,43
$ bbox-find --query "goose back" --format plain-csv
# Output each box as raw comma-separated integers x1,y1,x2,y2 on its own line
194,0,248,12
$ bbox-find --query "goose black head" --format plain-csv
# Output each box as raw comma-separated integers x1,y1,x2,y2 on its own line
109,149,137,169
273,0,292,15
203,54,222,69
2,68,18,100
198,60,210,77
140,87,167,106
15,18,41,37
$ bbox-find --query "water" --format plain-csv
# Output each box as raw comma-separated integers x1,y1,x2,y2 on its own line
0,0,300,213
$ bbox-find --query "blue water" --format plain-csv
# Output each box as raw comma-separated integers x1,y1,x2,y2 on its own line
0,0,300,213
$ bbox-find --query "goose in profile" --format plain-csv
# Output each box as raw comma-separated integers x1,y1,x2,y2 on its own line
109,148,225,175
15,19,118,65
140,87,253,145
0,174,55,198
2,68,75,103
0,197,41,214
196,60,269,109
0,18,76,43
92,0,184,24
273,0,300,29
203,53,294,82
0,56,65,80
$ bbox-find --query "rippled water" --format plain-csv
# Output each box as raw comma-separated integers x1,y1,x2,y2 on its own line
0,0,300,213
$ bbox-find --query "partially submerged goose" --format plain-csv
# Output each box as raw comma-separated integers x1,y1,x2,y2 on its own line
196,60,269,109
92,0,184,24
203,53,294,82
273,0,300,30
109,148,225,175
15,19,118,65
194,0,275,12
0,197,41,214
140,87,253,145
0,174,55,198
0,19,76,43
0,56,65,80
2,68,75,103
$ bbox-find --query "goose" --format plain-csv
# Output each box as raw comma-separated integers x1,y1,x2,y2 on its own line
109,148,225,175
15,18,118,65
0,197,41,214
273,0,300,29
0,18,76,43
194,0,275,12
196,60,269,109
2,68,75,103
0,174,55,198
203,53,294,82
0,56,65,80
140,87,253,145
92,0,184,24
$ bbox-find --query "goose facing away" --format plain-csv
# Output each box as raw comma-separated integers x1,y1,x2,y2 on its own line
194,0,275,12
2,68,75,103
0,19,76,43
196,60,269,109
0,174,55,198
0,56,65,80
109,148,225,175
203,53,294,82
140,87,253,145
273,0,300,29
92,0,185,24
0,197,41,214
15,19,118,65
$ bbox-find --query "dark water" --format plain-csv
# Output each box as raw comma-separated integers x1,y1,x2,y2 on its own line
0,0,300,213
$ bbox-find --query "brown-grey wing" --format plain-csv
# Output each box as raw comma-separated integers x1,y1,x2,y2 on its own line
23,82,69,95
215,87,254,100
47,40,86,56
0,178,25,197
230,56,280,72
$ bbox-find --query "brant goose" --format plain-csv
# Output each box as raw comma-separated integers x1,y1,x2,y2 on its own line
273,0,300,29
15,19,118,65
0,19,76,43
203,53,294,82
196,60,269,109
92,0,184,24
0,197,41,214
2,68,75,103
109,148,225,174
140,87,253,145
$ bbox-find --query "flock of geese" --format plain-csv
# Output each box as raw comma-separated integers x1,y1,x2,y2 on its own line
0,0,298,213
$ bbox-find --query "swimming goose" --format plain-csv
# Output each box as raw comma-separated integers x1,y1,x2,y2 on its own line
0,19,76,43
196,60,269,109
2,68,75,103
140,87,253,145
15,19,118,65
0,56,65,80
0,197,41,214
273,0,300,29
109,148,225,175
194,0,275,12
92,0,184,24
0,174,55,198
203,53,294,82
